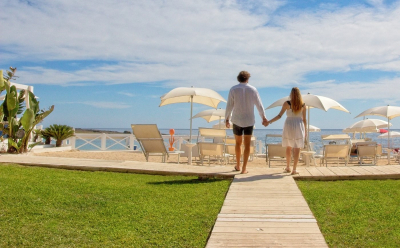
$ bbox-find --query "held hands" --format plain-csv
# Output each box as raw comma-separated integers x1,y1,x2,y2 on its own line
262,118,269,127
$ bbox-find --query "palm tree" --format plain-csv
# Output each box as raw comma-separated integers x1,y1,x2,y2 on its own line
43,124,75,147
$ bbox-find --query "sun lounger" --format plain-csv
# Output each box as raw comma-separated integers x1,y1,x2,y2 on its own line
266,143,287,167
225,136,256,163
131,124,168,162
356,141,378,165
197,128,227,165
321,144,351,166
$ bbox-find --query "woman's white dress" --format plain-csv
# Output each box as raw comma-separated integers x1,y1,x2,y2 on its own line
282,103,305,148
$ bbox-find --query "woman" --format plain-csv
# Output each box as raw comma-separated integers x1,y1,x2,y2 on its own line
267,87,307,175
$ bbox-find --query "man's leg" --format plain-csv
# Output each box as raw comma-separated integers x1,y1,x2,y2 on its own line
234,134,243,171
241,135,252,174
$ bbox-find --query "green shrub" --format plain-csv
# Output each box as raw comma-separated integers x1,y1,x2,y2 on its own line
42,124,75,147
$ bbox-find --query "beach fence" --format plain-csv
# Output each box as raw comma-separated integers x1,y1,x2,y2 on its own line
65,132,265,154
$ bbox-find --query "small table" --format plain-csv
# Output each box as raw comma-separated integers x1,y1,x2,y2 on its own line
167,150,184,164
301,151,316,166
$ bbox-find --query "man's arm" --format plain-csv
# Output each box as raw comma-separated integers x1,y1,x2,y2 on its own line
254,90,268,125
225,89,234,128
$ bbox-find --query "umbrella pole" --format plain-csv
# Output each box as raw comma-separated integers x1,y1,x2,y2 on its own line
307,107,310,151
388,117,391,165
189,96,193,142
187,96,194,166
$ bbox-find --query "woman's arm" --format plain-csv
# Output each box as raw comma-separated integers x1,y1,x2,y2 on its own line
268,102,288,125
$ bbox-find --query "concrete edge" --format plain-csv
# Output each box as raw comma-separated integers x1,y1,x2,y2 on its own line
294,174,400,181
1,162,235,179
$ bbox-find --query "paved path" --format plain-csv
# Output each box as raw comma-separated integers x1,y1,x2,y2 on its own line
2,154,400,247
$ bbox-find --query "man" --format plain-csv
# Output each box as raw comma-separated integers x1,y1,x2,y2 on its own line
225,71,268,174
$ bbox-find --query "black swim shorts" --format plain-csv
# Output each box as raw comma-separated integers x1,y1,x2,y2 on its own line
233,124,254,136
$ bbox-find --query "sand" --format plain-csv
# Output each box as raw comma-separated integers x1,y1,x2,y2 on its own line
33,150,396,168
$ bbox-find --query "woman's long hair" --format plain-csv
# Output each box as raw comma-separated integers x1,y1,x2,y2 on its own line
290,87,304,114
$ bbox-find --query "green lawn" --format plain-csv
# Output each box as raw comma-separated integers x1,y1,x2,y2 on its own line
0,164,231,247
297,180,400,248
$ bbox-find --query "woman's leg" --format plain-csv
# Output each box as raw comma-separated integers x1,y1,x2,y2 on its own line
292,147,300,174
285,147,292,171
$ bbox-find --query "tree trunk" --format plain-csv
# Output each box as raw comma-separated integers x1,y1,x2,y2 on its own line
45,137,51,144
56,139,62,147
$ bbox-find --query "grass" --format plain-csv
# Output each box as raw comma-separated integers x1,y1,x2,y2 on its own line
297,180,400,248
0,164,231,247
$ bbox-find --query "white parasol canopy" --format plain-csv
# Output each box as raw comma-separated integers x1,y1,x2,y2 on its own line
192,109,226,123
343,119,391,133
212,120,233,129
160,87,225,108
308,125,321,132
378,131,400,138
159,87,226,141
192,108,227,129
266,93,350,150
355,105,400,164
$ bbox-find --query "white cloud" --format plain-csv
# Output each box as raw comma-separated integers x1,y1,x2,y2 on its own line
81,101,131,109
362,59,400,71
118,92,135,97
1,0,400,99
302,77,400,103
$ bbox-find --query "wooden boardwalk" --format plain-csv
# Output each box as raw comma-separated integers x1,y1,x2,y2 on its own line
206,172,328,248
2,155,400,247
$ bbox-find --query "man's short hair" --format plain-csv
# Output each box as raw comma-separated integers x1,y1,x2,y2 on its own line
237,71,250,83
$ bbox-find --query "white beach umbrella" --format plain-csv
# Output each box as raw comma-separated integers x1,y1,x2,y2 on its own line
343,119,391,133
212,120,233,129
266,93,350,150
308,125,321,132
192,109,226,122
355,105,400,164
378,131,400,138
192,108,227,129
378,131,400,149
159,87,226,141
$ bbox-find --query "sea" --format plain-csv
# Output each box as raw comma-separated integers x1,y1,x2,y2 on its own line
76,128,400,154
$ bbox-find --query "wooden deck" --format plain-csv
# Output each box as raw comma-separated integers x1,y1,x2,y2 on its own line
2,155,400,247
295,164,400,180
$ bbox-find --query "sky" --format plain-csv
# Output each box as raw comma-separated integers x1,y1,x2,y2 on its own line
1,0,400,131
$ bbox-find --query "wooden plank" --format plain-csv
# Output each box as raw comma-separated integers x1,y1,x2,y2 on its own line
386,165,400,173
222,199,310,206
211,226,322,234
218,214,315,219
347,166,375,175
327,166,358,176
300,167,320,176
359,165,392,174
315,166,337,176
216,218,317,223
373,165,400,174
214,221,319,228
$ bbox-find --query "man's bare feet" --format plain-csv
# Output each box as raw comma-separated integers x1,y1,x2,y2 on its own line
241,171,248,174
